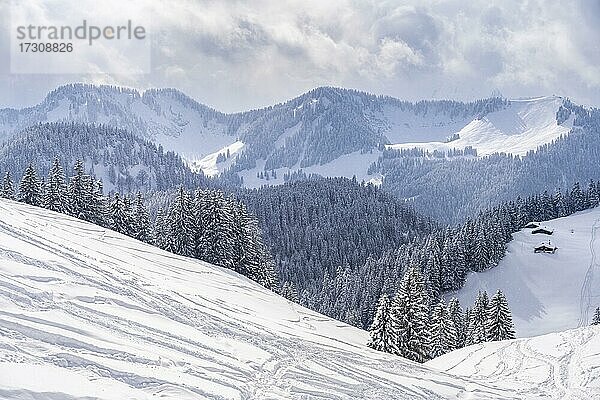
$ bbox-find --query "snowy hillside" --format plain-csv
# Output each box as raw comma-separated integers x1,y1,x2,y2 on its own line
0,199,514,399
387,96,573,157
0,84,577,188
427,326,600,399
448,207,600,338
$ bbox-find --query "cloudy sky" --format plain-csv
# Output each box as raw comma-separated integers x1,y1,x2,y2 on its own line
1,0,600,112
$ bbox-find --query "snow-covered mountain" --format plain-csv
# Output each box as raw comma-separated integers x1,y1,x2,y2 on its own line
0,84,576,188
448,207,600,338
387,96,573,157
0,198,513,399
427,326,600,399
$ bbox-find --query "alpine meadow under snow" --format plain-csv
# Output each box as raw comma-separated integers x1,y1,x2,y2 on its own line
449,207,600,338
0,199,516,400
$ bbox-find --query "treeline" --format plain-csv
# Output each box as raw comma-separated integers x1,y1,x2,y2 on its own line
0,158,276,289
368,268,515,362
313,179,600,329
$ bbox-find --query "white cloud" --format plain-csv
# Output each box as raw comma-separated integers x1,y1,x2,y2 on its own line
1,0,600,111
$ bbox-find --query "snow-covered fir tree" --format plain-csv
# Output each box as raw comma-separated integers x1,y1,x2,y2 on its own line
133,192,152,242
279,281,299,303
429,300,458,358
43,157,67,212
591,307,600,326
466,291,490,345
166,187,195,257
67,160,88,219
196,190,235,267
1,171,15,200
18,164,41,206
153,208,168,249
109,193,132,235
486,290,516,341
391,267,430,362
367,294,398,355
447,297,466,348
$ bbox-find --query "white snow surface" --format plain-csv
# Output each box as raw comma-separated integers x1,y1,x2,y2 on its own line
0,199,515,400
427,326,600,400
386,96,572,157
448,207,600,338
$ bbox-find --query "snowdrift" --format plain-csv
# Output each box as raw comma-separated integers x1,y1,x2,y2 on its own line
0,199,511,399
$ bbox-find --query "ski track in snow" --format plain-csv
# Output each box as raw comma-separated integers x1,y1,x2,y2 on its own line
0,200,517,400
428,327,600,399
578,216,600,327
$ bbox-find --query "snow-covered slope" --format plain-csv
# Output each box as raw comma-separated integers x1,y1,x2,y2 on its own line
387,96,573,157
427,326,600,399
448,207,600,338
0,199,514,399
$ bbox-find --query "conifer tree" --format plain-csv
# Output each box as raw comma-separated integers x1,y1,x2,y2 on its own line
153,208,168,249
87,180,108,227
466,291,490,345
197,190,235,267
391,267,430,362
18,164,41,206
1,171,15,200
592,307,600,326
368,294,398,355
109,193,130,235
280,281,299,303
67,160,87,218
133,192,151,242
447,297,466,348
429,300,458,358
486,290,516,341
44,157,67,212
166,187,195,257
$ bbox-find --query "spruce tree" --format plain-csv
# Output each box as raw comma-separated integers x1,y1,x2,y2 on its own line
166,187,195,257
429,300,458,358
391,267,430,362
67,160,87,218
486,290,516,341
109,193,130,235
153,208,168,249
591,307,600,326
447,297,466,348
1,171,15,200
44,157,67,212
133,192,151,242
18,164,41,206
196,190,235,267
466,291,490,345
87,180,108,227
367,294,398,355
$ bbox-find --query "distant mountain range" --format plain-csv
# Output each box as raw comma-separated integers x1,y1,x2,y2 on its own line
0,84,575,189
3,83,599,225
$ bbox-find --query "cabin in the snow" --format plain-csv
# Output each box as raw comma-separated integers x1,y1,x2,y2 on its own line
524,222,540,229
532,227,553,235
534,242,558,254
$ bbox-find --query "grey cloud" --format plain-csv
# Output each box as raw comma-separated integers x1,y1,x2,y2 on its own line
2,0,600,112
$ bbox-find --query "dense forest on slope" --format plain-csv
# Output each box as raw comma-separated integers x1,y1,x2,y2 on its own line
0,122,241,192
379,101,600,223
237,178,436,286
0,158,275,289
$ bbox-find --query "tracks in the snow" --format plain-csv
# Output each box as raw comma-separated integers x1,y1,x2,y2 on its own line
577,216,600,327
